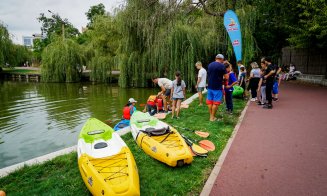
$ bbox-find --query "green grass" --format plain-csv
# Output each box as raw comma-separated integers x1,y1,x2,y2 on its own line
0,98,246,195
2,68,40,74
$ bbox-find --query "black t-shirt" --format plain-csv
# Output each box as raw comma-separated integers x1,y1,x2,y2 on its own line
264,63,275,83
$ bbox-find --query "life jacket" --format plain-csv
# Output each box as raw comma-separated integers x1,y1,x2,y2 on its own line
123,105,133,120
147,95,157,106
147,95,157,102
157,99,163,111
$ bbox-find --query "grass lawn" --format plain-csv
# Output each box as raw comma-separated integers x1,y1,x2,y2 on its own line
0,98,247,195
1,68,40,75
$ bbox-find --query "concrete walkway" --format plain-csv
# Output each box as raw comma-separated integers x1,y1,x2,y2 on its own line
210,82,327,196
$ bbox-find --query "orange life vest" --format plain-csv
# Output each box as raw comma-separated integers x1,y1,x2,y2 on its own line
123,105,132,120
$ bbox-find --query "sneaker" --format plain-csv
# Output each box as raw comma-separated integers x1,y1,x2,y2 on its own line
250,98,256,102
257,102,264,105
263,104,273,109
273,98,279,102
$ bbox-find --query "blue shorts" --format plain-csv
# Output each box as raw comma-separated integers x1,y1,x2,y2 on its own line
273,81,279,94
164,89,171,97
206,89,223,105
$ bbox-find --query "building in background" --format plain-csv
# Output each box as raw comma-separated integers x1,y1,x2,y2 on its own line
22,34,44,48
22,36,34,47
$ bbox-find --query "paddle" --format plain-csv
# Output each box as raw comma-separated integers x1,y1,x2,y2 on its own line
174,125,210,138
199,140,216,151
181,134,208,157
153,113,167,120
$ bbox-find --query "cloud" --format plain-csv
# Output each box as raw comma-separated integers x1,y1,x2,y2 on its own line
0,0,123,44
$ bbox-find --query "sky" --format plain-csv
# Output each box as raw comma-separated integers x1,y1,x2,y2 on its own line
0,0,123,44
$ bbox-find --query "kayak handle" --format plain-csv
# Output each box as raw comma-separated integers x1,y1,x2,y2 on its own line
87,130,105,135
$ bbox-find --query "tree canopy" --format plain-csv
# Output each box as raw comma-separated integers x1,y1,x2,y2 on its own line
21,0,326,84
0,22,32,67
86,3,106,27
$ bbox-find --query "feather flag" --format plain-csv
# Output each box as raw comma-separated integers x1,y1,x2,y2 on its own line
224,10,242,62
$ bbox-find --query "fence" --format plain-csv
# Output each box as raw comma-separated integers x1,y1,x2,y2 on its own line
282,47,327,78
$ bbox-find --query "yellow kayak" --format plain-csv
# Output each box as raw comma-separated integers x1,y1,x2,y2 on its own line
130,111,193,167
77,118,140,196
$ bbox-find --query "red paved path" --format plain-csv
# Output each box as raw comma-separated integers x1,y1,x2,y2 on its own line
210,82,327,196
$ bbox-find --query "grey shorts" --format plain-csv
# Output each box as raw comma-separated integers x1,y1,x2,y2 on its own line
197,87,205,92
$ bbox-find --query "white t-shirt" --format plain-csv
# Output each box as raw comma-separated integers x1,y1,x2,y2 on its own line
158,78,172,89
198,68,207,87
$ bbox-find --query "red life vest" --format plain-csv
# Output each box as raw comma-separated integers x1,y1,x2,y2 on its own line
157,99,163,111
123,106,132,120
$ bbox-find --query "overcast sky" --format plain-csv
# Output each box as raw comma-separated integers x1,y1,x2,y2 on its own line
0,0,123,44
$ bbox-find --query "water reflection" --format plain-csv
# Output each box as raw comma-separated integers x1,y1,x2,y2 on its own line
0,81,156,168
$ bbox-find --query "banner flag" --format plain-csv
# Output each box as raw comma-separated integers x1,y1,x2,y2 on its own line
224,10,242,61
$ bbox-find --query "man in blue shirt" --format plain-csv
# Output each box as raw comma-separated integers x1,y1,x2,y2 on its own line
207,54,229,121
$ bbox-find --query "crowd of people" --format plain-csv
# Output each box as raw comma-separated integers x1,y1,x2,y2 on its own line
121,54,295,122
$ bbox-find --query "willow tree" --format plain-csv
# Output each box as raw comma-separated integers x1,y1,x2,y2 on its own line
0,22,32,67
84,15,121,82
115,0,259,89
115,0,229,89
41,38,84,82
0,23,11,67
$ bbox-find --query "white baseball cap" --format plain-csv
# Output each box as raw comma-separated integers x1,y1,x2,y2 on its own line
128,98,137,103
216,54,224,59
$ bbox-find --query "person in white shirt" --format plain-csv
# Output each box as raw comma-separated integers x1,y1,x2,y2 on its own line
195,61,207,106
152,76,172,112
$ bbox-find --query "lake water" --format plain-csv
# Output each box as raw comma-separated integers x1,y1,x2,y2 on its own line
0,81,156,169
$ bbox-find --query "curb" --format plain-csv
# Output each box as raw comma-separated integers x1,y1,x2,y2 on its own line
0,127,131,178
200,100,251,196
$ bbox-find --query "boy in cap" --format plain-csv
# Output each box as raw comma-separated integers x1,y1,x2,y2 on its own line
122,98,137,120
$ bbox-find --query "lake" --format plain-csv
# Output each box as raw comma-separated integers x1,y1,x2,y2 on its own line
0,81,156,169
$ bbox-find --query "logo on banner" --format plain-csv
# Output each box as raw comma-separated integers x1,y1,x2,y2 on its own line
232,40,240,46
227,18,238,31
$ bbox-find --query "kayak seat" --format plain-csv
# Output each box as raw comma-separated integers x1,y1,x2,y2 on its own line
94,142,108,149
141,126,170,136
118,123,129,128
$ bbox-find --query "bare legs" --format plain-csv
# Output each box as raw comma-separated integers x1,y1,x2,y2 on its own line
171,99,176,118
161,95,168,112
171,99,182,118
208,104,218,121
198,92,203,106
176,99,182,117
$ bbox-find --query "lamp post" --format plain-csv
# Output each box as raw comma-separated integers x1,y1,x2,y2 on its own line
48,10,65,40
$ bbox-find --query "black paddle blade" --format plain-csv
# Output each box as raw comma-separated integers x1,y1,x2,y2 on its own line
181,134,193,146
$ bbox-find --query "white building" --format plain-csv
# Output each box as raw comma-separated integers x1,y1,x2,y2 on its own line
22,34,44,48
